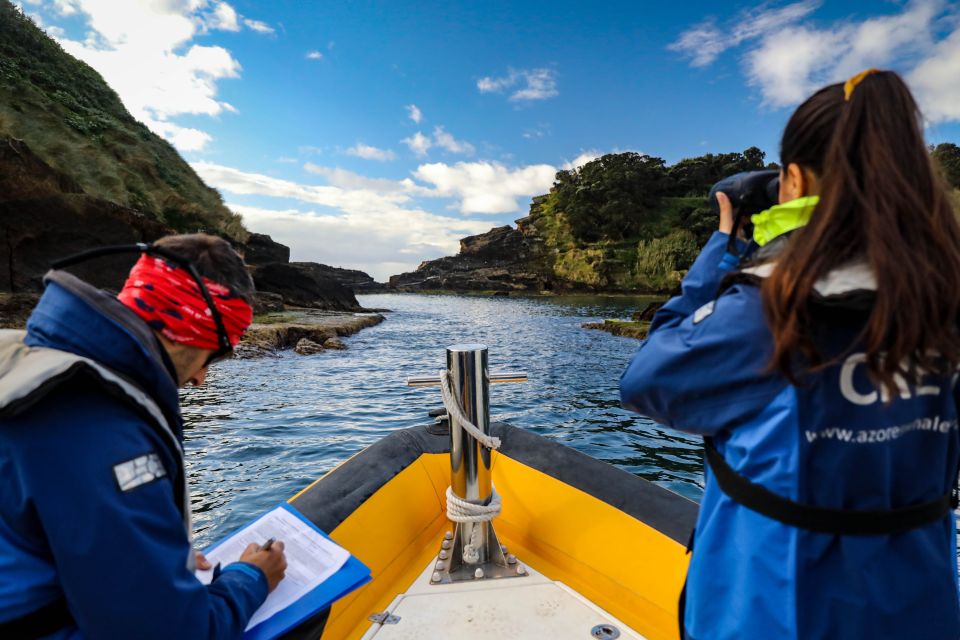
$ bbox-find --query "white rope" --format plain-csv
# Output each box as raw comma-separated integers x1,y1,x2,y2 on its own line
445,486,502,523
446,486,502,565
439,370,501,450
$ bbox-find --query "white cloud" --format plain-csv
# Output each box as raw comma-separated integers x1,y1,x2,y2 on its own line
193,155,569,276
402,127,475,157
669,1,821,67
51,0,78,16
562,150,602,170
431,126,475,155
193,161,412,211
189,162,493,279
746,0,943,107
38,0,244,151
670,0,960,120
909,28,960,122
477,68,558,102
242,18,274,34
402,131,432,157
344,143,396,162
306,50,324,60
414,161,556,214
303,163,431,196
231,204,489,281
523,123,551,139
208,2,239,32
146,119,212,152
406,103,422,124
746,26,849,106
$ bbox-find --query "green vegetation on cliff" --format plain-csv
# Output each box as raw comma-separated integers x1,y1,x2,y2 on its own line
0,2,246,239
523,148,769,291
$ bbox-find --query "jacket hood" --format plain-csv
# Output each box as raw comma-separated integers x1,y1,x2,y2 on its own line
24,270,182,421
741,259,876,296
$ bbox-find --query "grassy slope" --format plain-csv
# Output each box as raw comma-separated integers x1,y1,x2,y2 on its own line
0,2,247,240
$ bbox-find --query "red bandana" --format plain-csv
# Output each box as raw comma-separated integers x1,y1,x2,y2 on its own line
118,255,253,351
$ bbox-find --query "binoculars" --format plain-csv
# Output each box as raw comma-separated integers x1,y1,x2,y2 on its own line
708,170,780,218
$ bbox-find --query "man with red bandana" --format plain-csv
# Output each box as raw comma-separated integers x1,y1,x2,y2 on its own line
0,234,287,639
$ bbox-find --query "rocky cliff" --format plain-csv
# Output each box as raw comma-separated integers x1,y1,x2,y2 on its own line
0,137,173,293
0,3,379,318
389,224,551,291
303,264,384,292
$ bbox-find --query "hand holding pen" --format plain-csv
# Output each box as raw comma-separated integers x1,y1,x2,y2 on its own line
240,537,287,592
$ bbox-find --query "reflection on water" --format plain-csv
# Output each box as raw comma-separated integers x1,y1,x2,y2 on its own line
182,293,704,546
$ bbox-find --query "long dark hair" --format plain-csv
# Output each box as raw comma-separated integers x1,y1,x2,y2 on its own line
762,70,960,393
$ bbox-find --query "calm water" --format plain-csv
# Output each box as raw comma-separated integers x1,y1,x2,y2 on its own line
182,293,704,547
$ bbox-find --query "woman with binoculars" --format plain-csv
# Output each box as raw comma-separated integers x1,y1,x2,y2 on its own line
621,70,960,639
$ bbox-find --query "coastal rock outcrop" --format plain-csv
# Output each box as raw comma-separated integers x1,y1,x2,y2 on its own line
252,291,285,314
251,262,362,311
303,263,384,292
240,233,383,306
389,225,551,291
243,233,290,266
238,309,384,358
294,338,325,355
323,337,346,350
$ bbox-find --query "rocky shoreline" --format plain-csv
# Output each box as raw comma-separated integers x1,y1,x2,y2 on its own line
236,308,386,358
580,300,663,340
581,319,650,340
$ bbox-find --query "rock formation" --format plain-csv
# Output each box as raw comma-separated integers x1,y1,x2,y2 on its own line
251,262,361,311
243,233,290,266
0,5,383,324
389,224,552,291
0,138,173,293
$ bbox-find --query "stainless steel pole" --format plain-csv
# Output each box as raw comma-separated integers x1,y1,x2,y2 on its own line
406,347,527,583
447,344,492,564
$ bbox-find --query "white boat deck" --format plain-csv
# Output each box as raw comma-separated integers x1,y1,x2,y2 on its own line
361,557,648,640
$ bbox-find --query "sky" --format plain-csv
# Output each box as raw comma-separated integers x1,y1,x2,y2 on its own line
17,0,960,280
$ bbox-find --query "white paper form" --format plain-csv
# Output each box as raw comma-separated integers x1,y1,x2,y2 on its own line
195,506,350,631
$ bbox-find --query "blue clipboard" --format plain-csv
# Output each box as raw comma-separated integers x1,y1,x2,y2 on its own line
202,502,371,640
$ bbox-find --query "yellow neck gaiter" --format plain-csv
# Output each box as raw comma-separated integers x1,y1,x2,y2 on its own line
750,196,819,247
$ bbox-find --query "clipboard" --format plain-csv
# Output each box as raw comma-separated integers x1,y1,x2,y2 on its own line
199,502,371,640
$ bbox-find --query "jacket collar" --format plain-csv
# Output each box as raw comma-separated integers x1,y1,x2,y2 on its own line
24,270,182,422
741,259,876,297
750,196,820,247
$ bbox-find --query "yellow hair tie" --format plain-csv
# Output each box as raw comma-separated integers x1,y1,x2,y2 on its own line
844,68,881,101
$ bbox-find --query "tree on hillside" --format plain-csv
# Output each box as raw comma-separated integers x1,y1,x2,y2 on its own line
932,143,960,189
665,147,767,197
553,152,669,242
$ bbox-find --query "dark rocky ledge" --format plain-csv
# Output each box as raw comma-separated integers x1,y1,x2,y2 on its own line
236,309,385,358
388,225,552,292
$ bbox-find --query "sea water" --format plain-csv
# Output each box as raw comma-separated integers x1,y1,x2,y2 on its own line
182,293,704,547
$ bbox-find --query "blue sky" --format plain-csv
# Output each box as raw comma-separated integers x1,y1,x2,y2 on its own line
19,0,960,279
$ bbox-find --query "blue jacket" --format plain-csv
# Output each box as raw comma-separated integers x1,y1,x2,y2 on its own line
620,232,960,640
0,272,267,639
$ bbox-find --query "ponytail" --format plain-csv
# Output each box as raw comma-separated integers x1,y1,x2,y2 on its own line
762,70,960,394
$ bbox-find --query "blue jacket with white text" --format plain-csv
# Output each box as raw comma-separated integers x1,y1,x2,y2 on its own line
620,232,960,640
0,271,267,639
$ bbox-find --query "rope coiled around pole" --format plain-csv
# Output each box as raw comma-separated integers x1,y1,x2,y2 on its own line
438,370,502,564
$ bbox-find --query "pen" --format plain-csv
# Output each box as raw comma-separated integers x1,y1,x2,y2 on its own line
262,537,275,551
